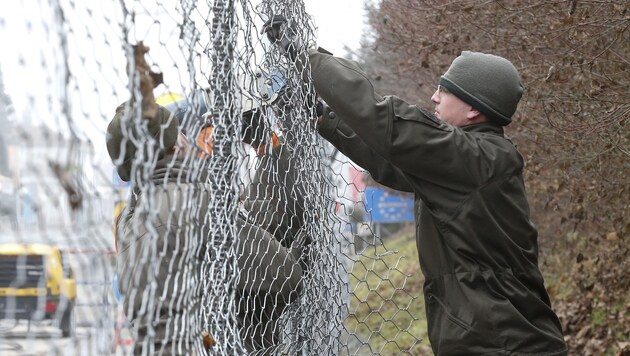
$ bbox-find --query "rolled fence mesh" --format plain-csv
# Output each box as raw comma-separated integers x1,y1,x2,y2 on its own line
0,0,421,355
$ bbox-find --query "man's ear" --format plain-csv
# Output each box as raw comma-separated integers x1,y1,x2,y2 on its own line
467,108,490,125
466,107,482,120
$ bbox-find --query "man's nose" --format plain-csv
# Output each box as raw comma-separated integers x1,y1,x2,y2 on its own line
431,90,440,103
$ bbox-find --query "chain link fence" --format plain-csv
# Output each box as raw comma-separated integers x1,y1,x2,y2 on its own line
0,1,421,354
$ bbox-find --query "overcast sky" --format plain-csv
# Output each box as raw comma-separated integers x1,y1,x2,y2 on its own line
0,0,368,175
0,0,368,214
1,0,367,122
304,0,367,56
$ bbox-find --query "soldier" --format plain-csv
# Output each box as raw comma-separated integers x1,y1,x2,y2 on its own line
107,44,307,355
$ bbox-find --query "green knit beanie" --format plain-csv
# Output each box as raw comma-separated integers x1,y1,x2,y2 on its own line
439,51,523,126
106,103,178,181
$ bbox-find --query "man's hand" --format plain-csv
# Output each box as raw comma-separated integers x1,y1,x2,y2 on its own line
261,15,299,61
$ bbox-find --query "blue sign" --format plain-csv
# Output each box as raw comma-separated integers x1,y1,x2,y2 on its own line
365,187,414,223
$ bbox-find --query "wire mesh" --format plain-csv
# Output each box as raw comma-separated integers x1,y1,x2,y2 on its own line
0,0,421,355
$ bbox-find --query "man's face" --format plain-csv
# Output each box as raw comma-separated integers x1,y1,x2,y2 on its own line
171,132,192,157
431,85,474,127
169,129,213,159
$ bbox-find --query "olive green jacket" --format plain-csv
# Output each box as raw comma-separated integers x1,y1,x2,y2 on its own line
309,48,567,355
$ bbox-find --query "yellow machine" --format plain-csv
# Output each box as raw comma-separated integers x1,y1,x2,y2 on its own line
0,243,77,337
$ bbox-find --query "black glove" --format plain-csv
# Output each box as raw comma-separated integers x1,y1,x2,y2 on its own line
261,15,299,61
315,98,324,117
241,107,266,149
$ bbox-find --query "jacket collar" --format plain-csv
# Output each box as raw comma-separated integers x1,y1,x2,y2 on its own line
461,122,505,137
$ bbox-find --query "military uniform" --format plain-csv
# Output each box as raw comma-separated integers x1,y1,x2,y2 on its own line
108,103,305,355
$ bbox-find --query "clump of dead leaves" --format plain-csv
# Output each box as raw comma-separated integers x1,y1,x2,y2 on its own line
554,234,629,356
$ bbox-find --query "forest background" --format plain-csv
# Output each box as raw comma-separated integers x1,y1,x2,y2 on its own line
349,1,628,355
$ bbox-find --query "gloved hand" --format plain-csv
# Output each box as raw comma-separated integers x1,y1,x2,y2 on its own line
261,15,299,61
314,98,324,117
241,107,266,149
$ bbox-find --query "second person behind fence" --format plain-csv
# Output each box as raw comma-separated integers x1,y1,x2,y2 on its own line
107,72,308,354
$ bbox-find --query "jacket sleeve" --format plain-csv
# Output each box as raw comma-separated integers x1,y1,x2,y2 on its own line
317,105,414,192
308,49,517,193
237,218,303,300
247,143,306,222
242,143,307,248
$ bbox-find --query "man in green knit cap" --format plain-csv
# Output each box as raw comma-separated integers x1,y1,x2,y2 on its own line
264,16,567,355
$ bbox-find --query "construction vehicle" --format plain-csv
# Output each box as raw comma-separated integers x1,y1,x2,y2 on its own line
0,243,77,337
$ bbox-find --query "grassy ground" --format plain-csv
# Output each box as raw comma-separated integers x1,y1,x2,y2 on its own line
345,229,434,355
